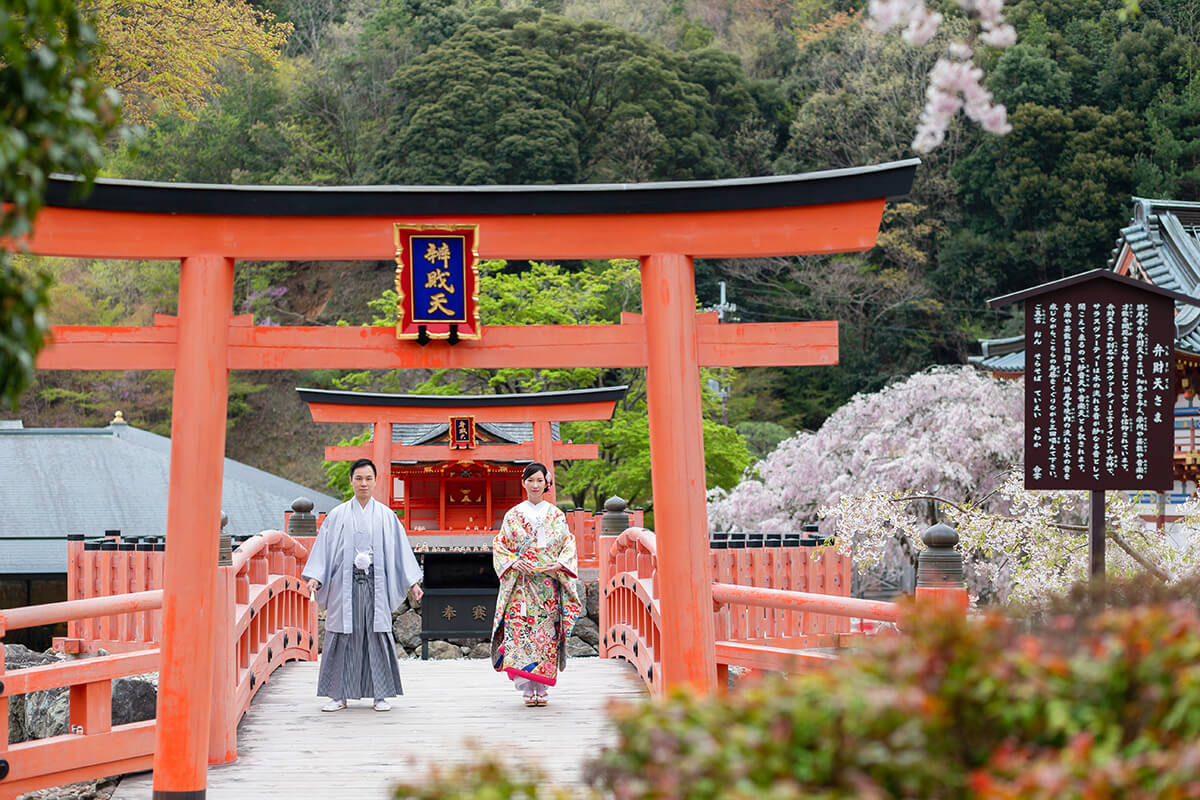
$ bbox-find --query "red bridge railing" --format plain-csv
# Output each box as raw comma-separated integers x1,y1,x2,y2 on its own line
0,530,317,796
598,526,964,695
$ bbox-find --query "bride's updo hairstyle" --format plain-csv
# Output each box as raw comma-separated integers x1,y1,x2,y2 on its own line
522,462,550,486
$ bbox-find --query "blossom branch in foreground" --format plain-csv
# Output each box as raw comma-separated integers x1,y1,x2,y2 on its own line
868,0,1016,152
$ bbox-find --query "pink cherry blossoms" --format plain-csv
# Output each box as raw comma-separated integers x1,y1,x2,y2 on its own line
707,365,1200,605
707,365,1025,533
867,0,1017,152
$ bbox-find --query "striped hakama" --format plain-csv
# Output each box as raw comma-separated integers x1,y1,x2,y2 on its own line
317,566,403,700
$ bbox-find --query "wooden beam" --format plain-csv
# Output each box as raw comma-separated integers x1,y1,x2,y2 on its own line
38,319,837,371
325,443,600,462
306,399,620,425
23,200,886,261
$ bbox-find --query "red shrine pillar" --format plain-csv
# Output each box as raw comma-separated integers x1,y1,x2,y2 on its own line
532,419,555,503
641,253,716,692
371,419,391,503
153,255,234,798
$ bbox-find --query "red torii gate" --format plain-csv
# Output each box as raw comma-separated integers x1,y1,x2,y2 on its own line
21,160,917,799
299,385,629,507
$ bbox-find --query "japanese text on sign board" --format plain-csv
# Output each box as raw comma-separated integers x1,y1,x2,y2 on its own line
1026,294,1174,490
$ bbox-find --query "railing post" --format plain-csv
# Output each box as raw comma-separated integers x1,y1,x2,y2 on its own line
597,526,623,662
1,616,8,780
914,522,968,612
209,514,237,764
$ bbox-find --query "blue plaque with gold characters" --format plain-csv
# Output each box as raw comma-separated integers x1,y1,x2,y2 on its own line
394,224,480,340
449,416,476,450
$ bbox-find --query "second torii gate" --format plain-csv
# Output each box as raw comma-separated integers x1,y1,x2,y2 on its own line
299,385,629,508
22,158,918,799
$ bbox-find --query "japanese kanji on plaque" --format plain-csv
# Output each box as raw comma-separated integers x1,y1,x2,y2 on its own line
394,224,481,340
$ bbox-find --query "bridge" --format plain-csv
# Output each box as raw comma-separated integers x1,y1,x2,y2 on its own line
1,516,966,798
0,161,930,798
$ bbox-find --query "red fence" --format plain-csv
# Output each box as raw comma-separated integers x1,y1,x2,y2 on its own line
599,528,904,695
566,507,643,570
0,530,317,797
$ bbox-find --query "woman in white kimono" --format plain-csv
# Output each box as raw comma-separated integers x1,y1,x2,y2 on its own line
490,462,583,707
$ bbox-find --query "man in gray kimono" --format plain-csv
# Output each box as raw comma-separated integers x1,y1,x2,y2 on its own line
303,458,423,711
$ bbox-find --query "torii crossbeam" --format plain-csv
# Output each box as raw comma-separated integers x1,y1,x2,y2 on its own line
20,160,917,799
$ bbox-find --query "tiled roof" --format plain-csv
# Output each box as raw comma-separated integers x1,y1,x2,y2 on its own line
391,421,561,463
974,198,1200,375
0,424,341,574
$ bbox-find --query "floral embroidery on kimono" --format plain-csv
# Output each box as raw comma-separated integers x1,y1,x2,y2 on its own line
490,501,582,686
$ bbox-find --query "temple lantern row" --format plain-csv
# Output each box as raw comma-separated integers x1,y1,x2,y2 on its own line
298,386,628,534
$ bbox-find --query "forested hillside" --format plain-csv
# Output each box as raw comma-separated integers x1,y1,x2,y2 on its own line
11,0,1200,504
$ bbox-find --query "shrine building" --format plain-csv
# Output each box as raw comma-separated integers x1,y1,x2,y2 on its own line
297,385,631,547
974,196,1200,528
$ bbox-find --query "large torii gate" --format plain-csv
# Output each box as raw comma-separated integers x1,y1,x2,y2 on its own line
22,160,917,799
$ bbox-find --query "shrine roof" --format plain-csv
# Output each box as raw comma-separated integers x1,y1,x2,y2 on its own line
391,421,560,447
297,385,628,408
0,422,340,574
43,160,919,216
972,198,1200,375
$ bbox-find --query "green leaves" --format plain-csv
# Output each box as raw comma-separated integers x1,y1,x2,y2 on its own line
1,0,121,409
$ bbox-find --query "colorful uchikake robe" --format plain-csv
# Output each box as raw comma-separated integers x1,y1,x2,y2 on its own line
491,501,583,687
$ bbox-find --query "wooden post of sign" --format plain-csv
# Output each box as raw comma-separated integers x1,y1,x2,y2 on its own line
1090,490,1105,579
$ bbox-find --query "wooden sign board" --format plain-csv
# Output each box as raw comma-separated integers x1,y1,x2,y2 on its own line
991,271,1188,491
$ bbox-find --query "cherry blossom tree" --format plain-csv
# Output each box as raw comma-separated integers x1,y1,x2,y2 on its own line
709,365,1200,605
866,0,1016,151
707,365,1024,532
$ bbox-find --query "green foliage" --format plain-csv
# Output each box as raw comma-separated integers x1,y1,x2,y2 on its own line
323,429,370,499
734,419,790,460
374,12,771,184
947,102,1142,298
1,0,121,409
393,752,580,800
584,581,1200,799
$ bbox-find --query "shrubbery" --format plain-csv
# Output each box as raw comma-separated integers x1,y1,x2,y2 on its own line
395,579,1200,799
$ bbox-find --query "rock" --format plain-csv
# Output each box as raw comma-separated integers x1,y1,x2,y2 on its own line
573,617,600,647
467,642,491,659
24,685,69,740
586,580,600,620
6,645,61,744
567,637,598,658
9,693,26,744
392,610,421,650
111,676,157,726
5,643,58,670
425,640,461,659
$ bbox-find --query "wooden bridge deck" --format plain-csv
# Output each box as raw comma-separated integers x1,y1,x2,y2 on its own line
112,658,646,799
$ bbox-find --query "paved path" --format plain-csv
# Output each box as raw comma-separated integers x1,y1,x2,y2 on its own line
113,657,646,799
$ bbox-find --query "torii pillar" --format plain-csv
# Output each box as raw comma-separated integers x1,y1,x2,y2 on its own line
20,158,917,797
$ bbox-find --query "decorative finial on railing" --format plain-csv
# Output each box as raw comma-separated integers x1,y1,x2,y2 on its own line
916,521,964,587
110,410,127,425
289,497,317,537
218,511,232,566
601,495,630,537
